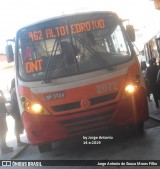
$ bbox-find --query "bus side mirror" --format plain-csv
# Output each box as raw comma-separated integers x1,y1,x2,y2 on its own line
126,25,135,42
5,45,14,63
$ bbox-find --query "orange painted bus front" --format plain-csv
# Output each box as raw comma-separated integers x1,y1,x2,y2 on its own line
20,62,149,145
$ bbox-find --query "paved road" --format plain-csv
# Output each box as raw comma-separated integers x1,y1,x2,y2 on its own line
1,126,160,169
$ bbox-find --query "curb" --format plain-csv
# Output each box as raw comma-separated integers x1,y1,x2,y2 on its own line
10,144,29,160
149,115,160,123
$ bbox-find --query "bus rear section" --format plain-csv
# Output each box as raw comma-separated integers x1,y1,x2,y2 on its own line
7,11,149,152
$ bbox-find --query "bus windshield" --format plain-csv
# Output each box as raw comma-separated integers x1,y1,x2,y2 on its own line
17,12,132,82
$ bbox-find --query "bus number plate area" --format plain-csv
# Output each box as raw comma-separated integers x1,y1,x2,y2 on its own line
96,82,118,94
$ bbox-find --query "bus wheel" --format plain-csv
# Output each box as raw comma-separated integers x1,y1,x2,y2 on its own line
136,122,144,135
38,143,52,153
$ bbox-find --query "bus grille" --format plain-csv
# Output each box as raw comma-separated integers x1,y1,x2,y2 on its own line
58,105,116,135
51,92,118,135
52,92,118,112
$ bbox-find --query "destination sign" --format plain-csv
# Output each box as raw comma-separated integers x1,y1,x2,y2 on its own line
25,59,43,73
28,19,105,41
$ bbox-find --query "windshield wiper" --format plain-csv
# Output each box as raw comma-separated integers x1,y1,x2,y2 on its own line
75,35,112,71
43,39,60,83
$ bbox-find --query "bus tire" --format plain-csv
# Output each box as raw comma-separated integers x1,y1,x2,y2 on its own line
38,143,52,153
136,122,144,135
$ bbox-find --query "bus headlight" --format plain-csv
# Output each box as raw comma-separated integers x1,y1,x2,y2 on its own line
125,84,136,94
24,101,49,115
31,103,43,114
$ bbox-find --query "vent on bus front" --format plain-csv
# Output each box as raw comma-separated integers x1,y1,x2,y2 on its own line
52,92,118,112
57,104,117,136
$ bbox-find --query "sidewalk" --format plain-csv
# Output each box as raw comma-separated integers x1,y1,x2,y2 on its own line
0,116,29,160
148,94,160,121
0,135,29,160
